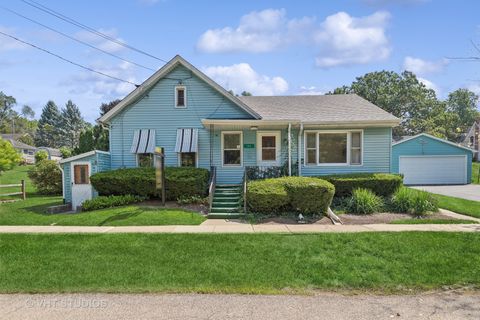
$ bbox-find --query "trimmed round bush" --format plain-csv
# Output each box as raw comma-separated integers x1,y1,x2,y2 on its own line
28,160,62,195
247,178,289,213
90,167,209,200
280,176,335,215
347,188,384,215
390,187,438,216
247,176,335,215
323,173,403,197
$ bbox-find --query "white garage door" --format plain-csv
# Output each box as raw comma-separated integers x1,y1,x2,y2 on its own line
399,155,467,185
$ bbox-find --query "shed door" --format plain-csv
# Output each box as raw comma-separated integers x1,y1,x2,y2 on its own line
399,155,467,185
71,162,92,210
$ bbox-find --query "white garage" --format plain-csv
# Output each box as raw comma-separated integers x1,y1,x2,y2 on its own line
392,133,474,185
399,155,467,185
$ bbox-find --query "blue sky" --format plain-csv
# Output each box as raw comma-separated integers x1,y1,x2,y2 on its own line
1,0,480,122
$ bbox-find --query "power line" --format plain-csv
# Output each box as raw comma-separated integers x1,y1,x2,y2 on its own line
1,5,156,71
21,0,169,63
0,30,139,86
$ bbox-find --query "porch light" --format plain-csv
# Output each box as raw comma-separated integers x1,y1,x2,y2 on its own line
250,126,258,131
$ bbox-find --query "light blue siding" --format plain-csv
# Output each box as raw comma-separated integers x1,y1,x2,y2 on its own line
109,64,255,174
61,151,111,203
392,135,473,182
301,127,392,176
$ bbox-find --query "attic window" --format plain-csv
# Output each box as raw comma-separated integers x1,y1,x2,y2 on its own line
175,86,186,108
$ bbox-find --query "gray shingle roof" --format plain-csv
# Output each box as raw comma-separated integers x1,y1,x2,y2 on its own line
0,134,36,150
238,94,399,123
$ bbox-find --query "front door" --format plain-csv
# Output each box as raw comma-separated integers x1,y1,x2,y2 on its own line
71,162,92,210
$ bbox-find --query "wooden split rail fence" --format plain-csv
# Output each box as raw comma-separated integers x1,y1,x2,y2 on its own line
0,180,26,200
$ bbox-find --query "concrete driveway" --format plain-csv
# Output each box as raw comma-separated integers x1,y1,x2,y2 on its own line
412,184,480,202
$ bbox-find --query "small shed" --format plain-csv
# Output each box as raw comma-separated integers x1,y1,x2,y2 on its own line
59,150,111,210
392,133,474,185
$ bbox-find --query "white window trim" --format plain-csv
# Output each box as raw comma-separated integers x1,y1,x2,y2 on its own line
256,131,281,166
136,153,154,168
221,131,243,167
303,129,364,167
175,85,187,108
70,161,91,185
177,152,199,168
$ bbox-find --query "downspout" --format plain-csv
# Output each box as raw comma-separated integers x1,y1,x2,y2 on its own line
297,122,303,176
288,122,291,176
59,164,65,204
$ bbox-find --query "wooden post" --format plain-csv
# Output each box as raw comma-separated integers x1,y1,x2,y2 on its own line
154,147,165,206
21,179,26,200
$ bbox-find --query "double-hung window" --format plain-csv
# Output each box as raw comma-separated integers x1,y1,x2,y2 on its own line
257,132,280,165
222,132,242,166
175,86,186,108
305,130,362,166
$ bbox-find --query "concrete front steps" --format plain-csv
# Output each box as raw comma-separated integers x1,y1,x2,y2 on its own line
208,184,244,219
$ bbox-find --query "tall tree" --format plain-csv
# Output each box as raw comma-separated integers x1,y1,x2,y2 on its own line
0,137,21,174
330,71,441,137
74,125,108,155
35,101,61,147
21,105,35,119
59,100,87,149
0,91,16,127
445,89,479,138
99,99,121,116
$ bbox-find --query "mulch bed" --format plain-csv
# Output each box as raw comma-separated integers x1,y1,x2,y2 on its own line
256,211,461,225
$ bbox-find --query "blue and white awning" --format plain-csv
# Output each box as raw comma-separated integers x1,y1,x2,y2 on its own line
130,129,156,153
175,128,198,153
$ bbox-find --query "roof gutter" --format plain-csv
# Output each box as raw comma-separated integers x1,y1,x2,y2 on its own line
201,119,400,127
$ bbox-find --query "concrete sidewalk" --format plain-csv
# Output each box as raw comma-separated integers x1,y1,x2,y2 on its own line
0,221,479,234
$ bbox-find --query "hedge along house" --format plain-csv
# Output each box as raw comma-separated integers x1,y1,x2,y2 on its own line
392,133,474,185
61,55,400,212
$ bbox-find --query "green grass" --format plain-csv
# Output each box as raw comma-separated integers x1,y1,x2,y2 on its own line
473,162,480,184
390,218,477,224
0,197,205,225
0,165,36,198
434,194,480,219
1,232,480,293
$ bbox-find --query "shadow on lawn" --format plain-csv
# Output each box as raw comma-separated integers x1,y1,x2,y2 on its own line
97,208,144,226
22,195,63,215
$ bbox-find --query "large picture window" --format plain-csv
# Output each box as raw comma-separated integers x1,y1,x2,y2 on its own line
305,131,362,166
222,132,242,166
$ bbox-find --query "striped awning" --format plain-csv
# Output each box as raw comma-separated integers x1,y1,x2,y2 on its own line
175,128,198,153
130,129,156,154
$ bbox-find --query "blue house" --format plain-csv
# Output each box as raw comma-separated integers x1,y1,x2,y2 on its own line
60,55,400,211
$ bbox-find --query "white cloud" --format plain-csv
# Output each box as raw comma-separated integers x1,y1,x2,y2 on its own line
197,9,315,53
467,83,480,96
197,9,391,68
297,86,325,95
202,63,288,96
314,11,391,67
61,61,137,99
75,28,126,53
418,77,439,95
403,56,448,75
0,26,28,52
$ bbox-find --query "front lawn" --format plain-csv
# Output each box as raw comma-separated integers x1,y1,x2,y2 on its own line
0,165,36,198
433,194,480,219
0,196,205,226
1,232,479,293
390,218,477,224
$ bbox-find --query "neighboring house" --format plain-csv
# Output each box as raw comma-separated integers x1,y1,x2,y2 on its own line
461,119,479,161
60,55,399,209
392,133,474,185
1,134,37,164
37,147,63,162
